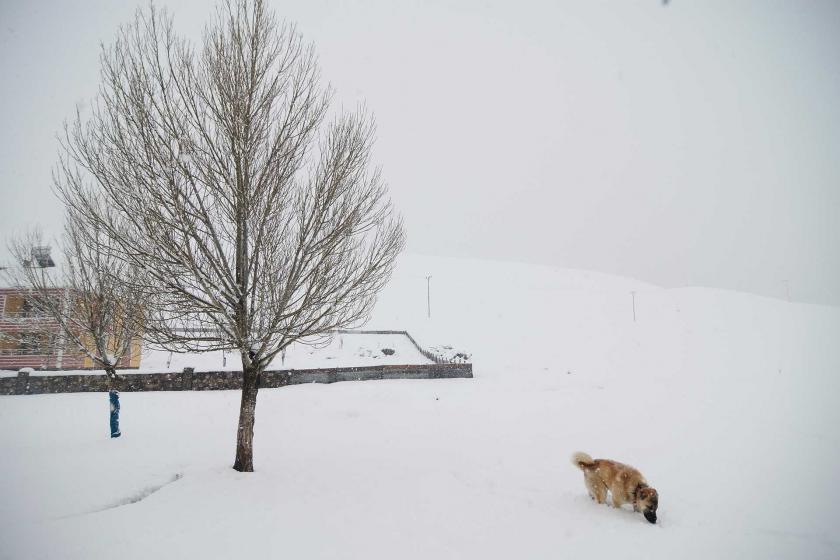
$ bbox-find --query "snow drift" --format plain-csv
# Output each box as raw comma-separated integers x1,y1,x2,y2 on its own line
1,254,838,559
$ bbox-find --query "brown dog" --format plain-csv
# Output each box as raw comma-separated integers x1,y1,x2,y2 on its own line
571,452,659,523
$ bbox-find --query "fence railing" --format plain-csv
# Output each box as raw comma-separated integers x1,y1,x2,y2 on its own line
332,329,470,365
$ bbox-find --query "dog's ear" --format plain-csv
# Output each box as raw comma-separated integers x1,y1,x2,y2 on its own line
639,488,658,504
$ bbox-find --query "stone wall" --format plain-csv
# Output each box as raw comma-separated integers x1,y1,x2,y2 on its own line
0,363,473,396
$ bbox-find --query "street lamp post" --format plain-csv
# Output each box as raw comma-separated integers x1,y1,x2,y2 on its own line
426,275,432,319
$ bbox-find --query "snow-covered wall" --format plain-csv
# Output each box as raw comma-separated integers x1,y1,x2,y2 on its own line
0,363,473,395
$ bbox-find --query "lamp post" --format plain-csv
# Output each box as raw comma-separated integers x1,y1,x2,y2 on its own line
426,275,432,319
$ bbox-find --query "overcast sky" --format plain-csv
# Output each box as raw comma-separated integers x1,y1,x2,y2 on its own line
1,0,838,304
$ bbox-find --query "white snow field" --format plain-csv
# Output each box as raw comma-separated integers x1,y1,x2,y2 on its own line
1,254,839,559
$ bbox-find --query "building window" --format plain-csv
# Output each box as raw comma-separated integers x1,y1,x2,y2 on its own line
17,332,54,355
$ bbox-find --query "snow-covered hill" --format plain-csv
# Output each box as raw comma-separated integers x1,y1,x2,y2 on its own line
1,254,838,559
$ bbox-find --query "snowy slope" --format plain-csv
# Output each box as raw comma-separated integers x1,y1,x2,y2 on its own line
1,254,839,559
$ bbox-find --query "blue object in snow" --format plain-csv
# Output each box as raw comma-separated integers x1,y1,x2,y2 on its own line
109,390,121,438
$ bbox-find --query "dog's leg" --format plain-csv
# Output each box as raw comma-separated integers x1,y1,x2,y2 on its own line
584,476,598,502
594,485,607,504
585,474,607,504
610,484,625,508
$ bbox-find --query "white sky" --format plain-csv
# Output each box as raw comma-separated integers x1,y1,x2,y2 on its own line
1,0,838,304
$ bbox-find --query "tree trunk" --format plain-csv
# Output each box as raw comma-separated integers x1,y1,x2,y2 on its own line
233,364,261,472
105,366,117,390
106,366,121,438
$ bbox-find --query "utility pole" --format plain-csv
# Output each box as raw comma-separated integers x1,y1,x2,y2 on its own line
631,291,637,322
425,275,432,319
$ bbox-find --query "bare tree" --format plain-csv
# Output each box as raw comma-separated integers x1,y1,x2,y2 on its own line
5,217,146,381
56,0,405,471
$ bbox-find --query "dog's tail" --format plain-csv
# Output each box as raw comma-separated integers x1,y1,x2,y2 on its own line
571,451,596,470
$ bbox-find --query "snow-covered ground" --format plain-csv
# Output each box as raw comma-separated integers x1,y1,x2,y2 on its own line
1,254,839,559
0,331,431,378
138,331,432,371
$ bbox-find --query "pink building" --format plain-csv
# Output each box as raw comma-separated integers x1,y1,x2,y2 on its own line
0,286,141,371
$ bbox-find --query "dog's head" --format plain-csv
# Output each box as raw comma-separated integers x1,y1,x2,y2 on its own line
637,487,659,524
